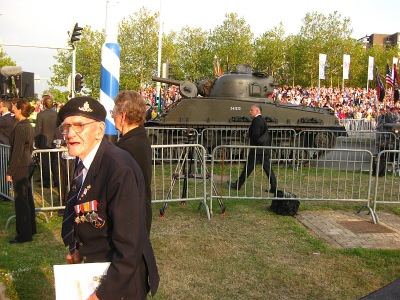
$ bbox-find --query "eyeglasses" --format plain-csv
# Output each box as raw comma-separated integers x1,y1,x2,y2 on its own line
59,121,98,134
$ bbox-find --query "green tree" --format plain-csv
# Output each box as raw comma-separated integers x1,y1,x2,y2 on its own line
283,34,308,86
0,48,16,68
254,23,286,80
174,27,211,81
209,13,254,74
118,7,159,90
299,11,353,87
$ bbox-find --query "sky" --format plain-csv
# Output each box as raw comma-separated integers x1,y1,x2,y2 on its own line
0,0,398,96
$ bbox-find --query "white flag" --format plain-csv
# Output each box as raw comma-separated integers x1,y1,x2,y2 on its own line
368,56,374,81
319,54,327,80
343,54,350,80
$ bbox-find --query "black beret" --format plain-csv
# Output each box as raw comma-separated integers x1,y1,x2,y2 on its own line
58,96,106,122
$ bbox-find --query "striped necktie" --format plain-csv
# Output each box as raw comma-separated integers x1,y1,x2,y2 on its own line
61,160,85,253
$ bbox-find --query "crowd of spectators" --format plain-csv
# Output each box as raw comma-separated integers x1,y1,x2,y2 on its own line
273,85,399,127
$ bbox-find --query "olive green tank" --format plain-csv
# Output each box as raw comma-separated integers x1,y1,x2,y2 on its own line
148,69,346,152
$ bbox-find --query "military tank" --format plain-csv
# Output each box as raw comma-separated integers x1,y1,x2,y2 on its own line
147,66,346,159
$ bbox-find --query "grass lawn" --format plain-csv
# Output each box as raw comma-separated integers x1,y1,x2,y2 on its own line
1,198,400,299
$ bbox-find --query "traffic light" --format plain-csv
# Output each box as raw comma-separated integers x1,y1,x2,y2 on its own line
74,73,84,93
68,23,83,46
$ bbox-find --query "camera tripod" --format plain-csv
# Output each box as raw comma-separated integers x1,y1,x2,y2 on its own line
159,143,226,218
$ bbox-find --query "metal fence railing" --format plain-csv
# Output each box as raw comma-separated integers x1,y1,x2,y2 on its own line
0,144,12,201
373,150,400,222
339,118,376,132
209,145,377,222
2,127,400,226
150,144,210,219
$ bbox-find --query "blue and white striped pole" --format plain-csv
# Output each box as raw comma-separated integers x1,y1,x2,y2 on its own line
100,0,120,144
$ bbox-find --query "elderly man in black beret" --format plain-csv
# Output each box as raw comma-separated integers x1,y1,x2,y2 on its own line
58,96,159,299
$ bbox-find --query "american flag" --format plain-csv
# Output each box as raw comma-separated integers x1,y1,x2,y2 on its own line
386,64,394,86
376,67,385,101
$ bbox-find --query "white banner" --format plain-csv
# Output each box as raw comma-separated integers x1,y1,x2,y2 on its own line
319,54,327,80
343,54,350,80
368,56,374,81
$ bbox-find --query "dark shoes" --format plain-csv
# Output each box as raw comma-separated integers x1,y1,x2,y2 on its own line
9,237,32,244
227,180,240,190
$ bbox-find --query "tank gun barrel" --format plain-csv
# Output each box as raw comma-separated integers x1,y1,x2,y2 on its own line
152,76,181,86
152,76,198,98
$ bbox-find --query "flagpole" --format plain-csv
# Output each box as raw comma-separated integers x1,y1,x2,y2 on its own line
156,0,162,113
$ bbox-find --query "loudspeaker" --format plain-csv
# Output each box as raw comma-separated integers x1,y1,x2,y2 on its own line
16,72,35,99
0,74,7,98
0,71,35,99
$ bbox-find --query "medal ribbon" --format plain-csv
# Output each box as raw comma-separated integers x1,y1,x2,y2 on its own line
74,200,98,214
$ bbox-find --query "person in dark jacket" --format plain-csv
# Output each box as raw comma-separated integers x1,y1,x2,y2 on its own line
227,104,277,193
35,94,59,188
0,99,14,145
58,96,159,300
111,90,153,234
6,99,36,243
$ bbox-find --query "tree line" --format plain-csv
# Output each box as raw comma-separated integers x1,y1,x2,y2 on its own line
1,8,399,101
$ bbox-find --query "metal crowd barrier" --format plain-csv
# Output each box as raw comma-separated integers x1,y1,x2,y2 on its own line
146,127,199,162
31,148,74,211
146,126,199,145
3,128,400,226
373,150,400,222
0,144,13,200
339,118,376,132
4,148,74,228
209,145,377,223
151,144,211,219
200,128,298,162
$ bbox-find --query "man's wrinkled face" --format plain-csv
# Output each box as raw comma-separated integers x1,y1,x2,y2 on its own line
60,116,104,160
249,106,260,119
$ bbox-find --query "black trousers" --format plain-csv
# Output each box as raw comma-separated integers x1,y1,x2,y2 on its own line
13,175,36,241
238,149,277,191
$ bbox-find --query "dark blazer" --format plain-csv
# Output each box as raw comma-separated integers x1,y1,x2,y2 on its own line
0,113,15,145
72,138,159,299
249,114,270,146
116,125,153,234
7,119,35,180
35,108,57,148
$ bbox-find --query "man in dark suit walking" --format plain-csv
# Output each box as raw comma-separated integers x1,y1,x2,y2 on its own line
58,96,159,299
35,95,58,188
0,99,14,145
228,104,277,193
